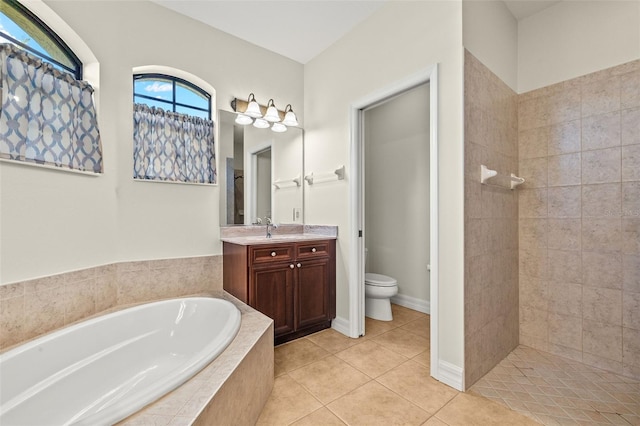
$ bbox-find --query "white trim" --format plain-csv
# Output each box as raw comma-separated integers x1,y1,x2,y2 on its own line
348,106,365,339
438,360,464,391
391,294,430,314
428,65,440,382
349,64,440,378
0,158,101,176
331,316,352,337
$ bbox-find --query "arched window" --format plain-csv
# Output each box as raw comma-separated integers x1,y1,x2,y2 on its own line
133,74,211,120
0,0,102,173
0,0,82,79
132,73,215,184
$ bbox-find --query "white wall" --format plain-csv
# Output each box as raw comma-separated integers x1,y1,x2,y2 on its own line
518,0,640,93
0,0,303,284
304,1,465,369
218,111,235,225
463,0,518,91
271,129,303,224
365,83,430,305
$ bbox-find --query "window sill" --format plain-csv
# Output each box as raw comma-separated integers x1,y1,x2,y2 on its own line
0,158,102,176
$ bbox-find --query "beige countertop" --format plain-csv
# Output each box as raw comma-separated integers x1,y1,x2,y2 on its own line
220,224,338,246
221,234,336,246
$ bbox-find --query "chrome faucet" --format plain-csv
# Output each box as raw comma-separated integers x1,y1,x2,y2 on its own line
265,218,277,238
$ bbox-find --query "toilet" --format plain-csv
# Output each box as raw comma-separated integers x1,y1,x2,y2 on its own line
365,249,398,321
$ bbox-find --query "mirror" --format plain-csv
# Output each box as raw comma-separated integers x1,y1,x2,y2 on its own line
218,110,303,225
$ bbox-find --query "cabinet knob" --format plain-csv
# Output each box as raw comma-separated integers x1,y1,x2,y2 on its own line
297,263,301,268
289,264,295,269
311,247,317,253
271,251,276,257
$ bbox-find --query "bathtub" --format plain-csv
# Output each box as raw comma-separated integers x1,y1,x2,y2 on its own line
0,297,241,426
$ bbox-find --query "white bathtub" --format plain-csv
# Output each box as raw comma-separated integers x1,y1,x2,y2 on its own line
0,297,241,426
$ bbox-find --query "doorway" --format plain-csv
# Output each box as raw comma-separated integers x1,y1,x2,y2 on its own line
244,141,272,225
364,82,430,313
349,65,439,379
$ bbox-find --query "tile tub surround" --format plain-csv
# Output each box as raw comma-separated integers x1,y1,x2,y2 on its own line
0,255,223,350
119,293,274,426
464,50,520,387
518,59,640,380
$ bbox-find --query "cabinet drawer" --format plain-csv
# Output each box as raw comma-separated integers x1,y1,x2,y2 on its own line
296,241,331,259
251,244,295,264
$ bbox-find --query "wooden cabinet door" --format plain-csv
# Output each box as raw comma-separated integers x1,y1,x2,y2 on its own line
295,258,330,330
250,263,295,336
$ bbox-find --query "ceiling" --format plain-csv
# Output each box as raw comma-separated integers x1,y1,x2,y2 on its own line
503,0,562,20
152,0,562,65
152,0,387,64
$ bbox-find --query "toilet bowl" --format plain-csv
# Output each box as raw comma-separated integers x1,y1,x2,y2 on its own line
365,273,398,321
364,249,398,321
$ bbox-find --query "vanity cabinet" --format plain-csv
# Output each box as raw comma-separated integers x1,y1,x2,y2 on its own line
223,239,336,345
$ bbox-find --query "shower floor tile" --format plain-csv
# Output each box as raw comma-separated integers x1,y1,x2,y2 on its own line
470,345,640,425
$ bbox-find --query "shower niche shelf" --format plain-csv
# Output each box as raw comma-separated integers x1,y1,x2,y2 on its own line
480,165,524,190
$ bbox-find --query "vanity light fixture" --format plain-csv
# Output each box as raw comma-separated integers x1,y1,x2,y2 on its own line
263,99,281,122
244,93,263,118
231,94,300,129
282,104,299,127
253,118,270,129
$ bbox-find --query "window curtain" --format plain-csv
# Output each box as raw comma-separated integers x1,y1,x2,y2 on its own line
0,44,102,173
133,104,216,184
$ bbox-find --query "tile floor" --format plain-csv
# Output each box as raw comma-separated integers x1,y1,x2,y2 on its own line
256,304,538,425
470,346,640,426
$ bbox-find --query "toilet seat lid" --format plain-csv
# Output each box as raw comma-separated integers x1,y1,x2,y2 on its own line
365,273,397,287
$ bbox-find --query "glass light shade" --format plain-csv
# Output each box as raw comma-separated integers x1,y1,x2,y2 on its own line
263,99,281,122
271,122,287,133
282,110,298,127
253,118,269,129
245,100,262,118
235,114,253,125
244,94,263,118
282,105,298,127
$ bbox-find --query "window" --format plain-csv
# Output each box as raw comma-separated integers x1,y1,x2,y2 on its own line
0,1,102,173
132,73,215,184
0,0,82,79
133,74,211,120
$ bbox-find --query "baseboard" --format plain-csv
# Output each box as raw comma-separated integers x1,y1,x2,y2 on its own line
391,293,430,314
437,359,464,391
331,316,354,337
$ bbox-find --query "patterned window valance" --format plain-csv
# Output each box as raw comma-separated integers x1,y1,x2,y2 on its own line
133,103,216,184
0,43,102,173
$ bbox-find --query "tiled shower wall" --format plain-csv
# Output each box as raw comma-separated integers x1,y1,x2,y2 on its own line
464,50,520,387
0,256,223,350
518,59,640,380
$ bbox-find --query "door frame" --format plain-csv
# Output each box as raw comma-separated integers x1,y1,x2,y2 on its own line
244,141,272,225
348,64,440,379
